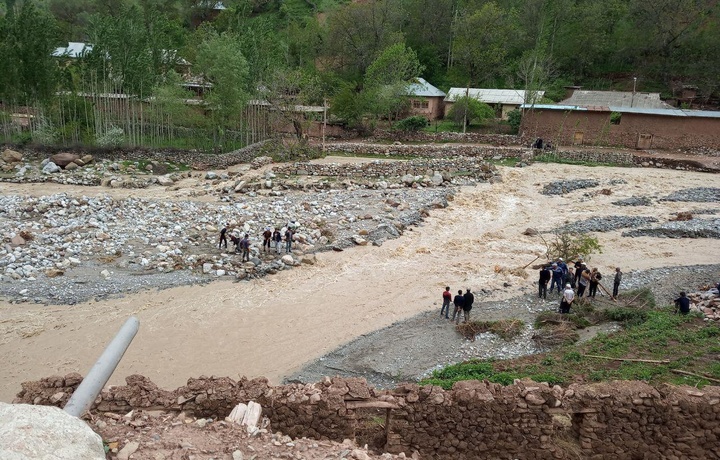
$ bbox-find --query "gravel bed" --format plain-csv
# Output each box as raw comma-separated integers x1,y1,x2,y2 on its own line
541,179,600,196
571,216,659,233
660,187,720,203
0,186,451,305
611,196,653,207
622,218,720,239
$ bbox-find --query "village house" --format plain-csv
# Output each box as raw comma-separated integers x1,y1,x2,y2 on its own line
404,78,446,121
520,89,720,150
444,88,545,120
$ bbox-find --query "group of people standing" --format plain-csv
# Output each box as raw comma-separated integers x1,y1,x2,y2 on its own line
441,287,475,324
538,257,623,314
218,224,295,258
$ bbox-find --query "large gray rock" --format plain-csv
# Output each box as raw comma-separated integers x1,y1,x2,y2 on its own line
41,162,61,174
0,402,105,459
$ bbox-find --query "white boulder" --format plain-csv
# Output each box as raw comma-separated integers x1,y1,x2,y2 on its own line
0,403,105,459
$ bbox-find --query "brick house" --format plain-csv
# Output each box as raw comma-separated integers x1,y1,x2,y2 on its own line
404,78,446,121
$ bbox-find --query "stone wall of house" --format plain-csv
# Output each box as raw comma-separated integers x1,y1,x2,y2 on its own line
323,142,524,159
15,374,720,460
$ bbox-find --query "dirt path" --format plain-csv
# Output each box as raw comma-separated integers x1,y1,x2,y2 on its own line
1,163,718,402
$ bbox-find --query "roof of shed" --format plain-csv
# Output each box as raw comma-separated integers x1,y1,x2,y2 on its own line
560,90,673,109
445,88,544,104
522,104,720,118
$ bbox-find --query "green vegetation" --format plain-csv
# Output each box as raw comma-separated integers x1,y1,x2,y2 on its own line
393,116,429,132
2,0,719,152
423,297,720,389
540,229,602,262
446,97,495,129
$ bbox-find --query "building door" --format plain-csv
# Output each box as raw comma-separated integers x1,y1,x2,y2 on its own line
573,131,584,145
636,133,653,149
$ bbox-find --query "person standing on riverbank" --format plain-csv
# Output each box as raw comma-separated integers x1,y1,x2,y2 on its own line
549,263,563,294
441,286,452,319
285,227,294,253
240,234,250,262
560,284,574,314
452,290,465,323
674,291,690,315
262,227,272,252
588,268,602,298
539,265,550,299
461,289,474,323
273,228,282,254
613,267,622,298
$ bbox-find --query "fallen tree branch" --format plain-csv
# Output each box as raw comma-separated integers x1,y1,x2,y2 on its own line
522,255,541,270
582,354,670,364
670,369,720,384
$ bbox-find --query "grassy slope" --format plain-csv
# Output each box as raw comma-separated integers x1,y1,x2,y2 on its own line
422,290,720,389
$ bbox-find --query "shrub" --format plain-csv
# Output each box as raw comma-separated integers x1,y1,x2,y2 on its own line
96,126,125,148
393,115,429,131
507,109,522,133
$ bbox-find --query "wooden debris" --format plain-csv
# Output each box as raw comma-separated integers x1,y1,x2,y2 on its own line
583,354,670,364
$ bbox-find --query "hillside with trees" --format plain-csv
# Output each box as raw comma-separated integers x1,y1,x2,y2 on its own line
1,0,718,151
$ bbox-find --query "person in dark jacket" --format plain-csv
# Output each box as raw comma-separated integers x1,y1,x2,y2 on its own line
549,263,563,294
674,292,691,315
613,267,622,298
218,224,228,249
539,265,551,299
452,290,465,324
461,289,474,323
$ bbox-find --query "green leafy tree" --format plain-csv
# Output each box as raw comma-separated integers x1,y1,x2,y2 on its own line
451,2,518,85
447,96,495,128
85,5,183,96
363,43,424,122
0,1,59,104
541,229,603,262
195,31,250,145
324,0,405,77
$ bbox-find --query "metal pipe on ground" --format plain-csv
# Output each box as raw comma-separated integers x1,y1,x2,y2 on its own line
64,317,140,418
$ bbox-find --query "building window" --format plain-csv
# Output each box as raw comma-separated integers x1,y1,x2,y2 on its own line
610,112,622,125
412,99,429,109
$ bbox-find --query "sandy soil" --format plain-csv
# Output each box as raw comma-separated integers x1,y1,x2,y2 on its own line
1,163,718,402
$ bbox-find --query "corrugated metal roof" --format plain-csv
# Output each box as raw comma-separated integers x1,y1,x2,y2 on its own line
560,90,673,109
521,104,587,111
53,42,93,58
522,104,720,119
405,78,446,97
608,106,685,116
683,109,720,118
445,88,544,105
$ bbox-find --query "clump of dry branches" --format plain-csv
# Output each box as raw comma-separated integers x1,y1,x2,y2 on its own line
456,319,525,341
532,322,579,348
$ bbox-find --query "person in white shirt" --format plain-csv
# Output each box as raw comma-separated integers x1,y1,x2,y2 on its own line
560,284,575,314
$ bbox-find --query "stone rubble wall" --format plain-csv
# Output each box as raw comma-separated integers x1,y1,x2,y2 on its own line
14,374,720,460
13,139,273,170
272,157,502,183
323,142,636,166
369,131,524,146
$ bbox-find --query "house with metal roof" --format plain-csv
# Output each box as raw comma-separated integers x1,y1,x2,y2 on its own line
520,99,720,150
404,78,446,121
444,88,545,120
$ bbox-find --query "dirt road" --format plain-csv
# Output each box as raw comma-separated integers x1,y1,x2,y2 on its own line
1,163,718,402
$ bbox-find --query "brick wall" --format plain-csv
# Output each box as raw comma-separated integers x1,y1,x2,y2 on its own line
521,109,720,150
15,374,720,459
